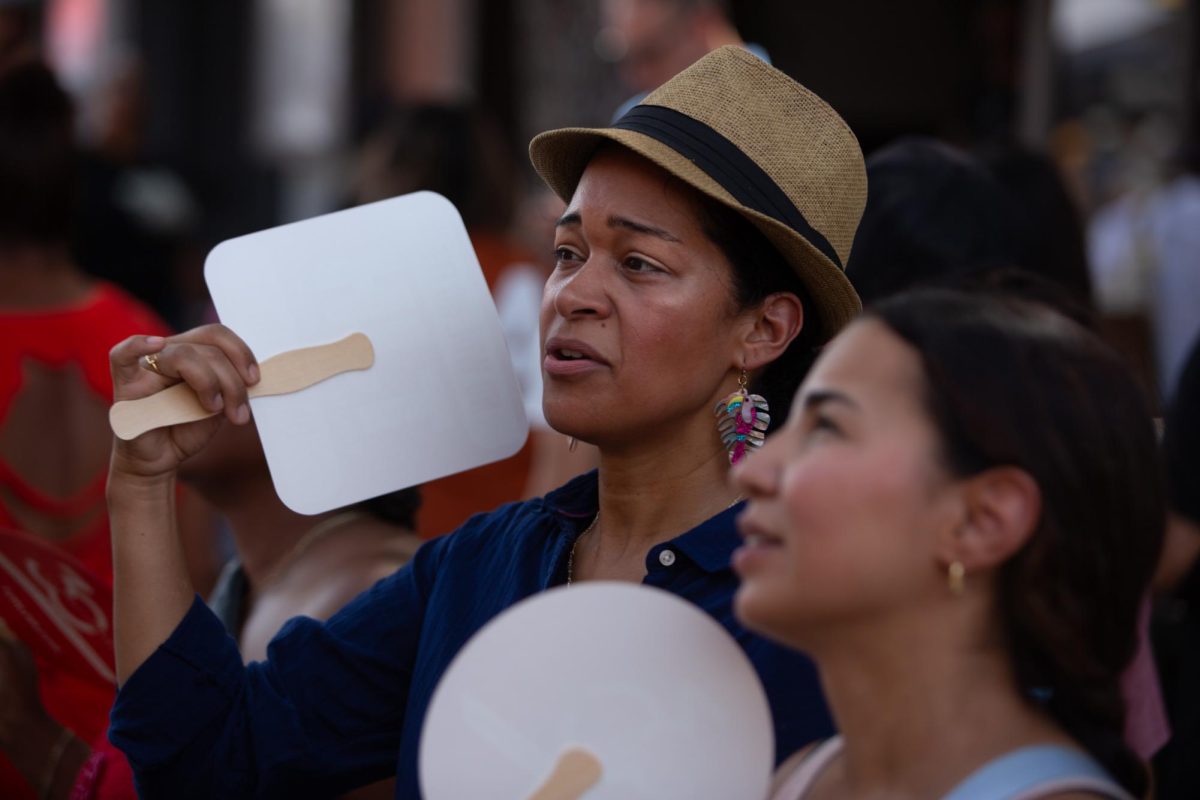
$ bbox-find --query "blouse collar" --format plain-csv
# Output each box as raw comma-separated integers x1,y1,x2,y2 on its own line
542,470,744,574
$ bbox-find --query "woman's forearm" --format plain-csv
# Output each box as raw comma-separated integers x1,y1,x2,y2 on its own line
105,326,260,683
108,471,195,684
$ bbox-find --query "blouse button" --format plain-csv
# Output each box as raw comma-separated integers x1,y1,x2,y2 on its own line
658,549,677,567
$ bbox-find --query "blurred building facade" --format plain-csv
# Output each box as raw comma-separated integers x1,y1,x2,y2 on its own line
37,0,1189,214
30,0,1198,395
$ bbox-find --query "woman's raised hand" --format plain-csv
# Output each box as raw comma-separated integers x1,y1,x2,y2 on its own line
108,324,260,481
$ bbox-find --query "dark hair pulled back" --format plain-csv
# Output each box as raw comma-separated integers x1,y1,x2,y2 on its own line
868,289,1163,797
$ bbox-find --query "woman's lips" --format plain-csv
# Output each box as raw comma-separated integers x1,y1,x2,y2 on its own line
741,532,782,549
732,537,782,575
544,353,606,376
732,516,783,574
543,337,609,377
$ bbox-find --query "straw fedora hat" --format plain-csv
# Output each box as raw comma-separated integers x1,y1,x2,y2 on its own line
529,45,867,342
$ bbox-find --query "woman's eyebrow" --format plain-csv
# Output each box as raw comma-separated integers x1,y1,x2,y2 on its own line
554,211,681,243
607,215,681,242
802,389,859,412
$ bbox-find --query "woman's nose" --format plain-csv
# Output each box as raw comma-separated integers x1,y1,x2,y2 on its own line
551,260,612,319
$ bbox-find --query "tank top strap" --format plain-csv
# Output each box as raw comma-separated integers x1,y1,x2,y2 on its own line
942,745,1133,800
768,736,844,799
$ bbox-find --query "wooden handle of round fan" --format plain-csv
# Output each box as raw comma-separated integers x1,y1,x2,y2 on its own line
525,747,603,800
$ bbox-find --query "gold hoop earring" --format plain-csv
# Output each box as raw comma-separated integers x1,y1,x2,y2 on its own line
948,561,966,596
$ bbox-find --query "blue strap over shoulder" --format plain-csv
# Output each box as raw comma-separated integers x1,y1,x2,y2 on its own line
942,745,1130,800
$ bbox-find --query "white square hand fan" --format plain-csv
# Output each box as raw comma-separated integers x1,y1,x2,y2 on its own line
117,191,530,514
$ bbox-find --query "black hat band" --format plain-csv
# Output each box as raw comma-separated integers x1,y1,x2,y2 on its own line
613,104,842,270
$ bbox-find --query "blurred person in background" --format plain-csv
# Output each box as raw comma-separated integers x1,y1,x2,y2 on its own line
1152,331,1200,799
849,137,1099,326
200,440,423,800
600,0,764,120
73,54,200,329
0,57,218,800
1088,142,1200,400
980,143,1096,313
192,423,422,665
0,418,423,800
734,290,1163,799
846,137,1025,306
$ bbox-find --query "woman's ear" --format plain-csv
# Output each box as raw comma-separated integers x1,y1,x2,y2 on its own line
938,466,1042,573
741,292,804,370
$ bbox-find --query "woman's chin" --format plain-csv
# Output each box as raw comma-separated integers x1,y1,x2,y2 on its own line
734,585,809,650
729,592,777,642
732,582,772,633
542,403,601,442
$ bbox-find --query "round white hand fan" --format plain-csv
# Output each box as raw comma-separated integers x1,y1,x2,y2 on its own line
419,582,774,799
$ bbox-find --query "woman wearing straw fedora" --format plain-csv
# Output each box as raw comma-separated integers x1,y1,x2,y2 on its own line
105,47,865,797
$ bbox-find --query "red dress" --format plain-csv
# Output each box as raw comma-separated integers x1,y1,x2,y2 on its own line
0,283,169,800
0,282,169,584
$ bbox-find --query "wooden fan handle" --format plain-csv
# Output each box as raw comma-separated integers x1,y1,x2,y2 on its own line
109,332,374,441
525,747,603,800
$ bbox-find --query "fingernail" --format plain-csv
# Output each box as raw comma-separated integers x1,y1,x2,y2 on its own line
145,336,165,348
236,404,250,424
248,363,260,384
212,394,225,411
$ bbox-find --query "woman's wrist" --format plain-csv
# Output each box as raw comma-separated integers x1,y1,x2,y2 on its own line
106,466,175,504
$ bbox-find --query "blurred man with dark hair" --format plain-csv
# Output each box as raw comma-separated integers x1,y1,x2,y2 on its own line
847,137,1100,328
981,143,1095,310
846,137,1026,305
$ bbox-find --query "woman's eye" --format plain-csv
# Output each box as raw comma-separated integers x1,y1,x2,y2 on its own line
623,256,661,273
553,247,582,266
809,414,842,439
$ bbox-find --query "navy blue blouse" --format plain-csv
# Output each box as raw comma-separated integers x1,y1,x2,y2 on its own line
109,472,832,798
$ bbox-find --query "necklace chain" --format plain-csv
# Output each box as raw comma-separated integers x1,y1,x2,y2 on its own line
565,514,600,586
565,495,744,585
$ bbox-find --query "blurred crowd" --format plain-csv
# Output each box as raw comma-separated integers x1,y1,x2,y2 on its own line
0,1,1197,798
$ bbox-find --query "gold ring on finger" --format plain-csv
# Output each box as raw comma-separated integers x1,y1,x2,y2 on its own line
142,352,164,376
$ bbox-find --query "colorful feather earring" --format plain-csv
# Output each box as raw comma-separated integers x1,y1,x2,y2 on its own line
714,369,770,465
